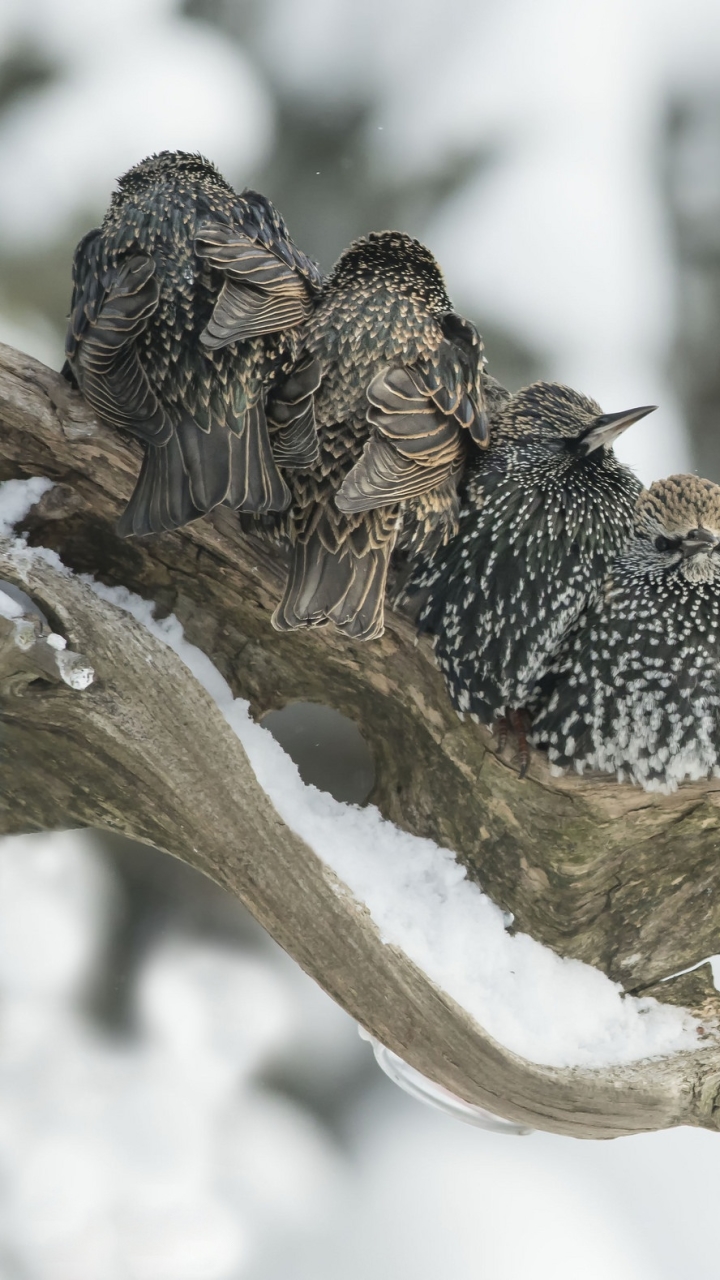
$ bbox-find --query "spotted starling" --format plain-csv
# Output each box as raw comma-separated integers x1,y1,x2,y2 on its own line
403,381,654,769
64,150,323,536
532,474,720,792
271,231,490,641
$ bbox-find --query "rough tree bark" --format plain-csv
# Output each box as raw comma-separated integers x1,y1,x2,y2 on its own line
1,340,720,1140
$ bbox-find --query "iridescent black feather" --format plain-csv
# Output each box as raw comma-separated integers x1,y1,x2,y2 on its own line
532,474,720,792
64,150,322,536
403,382,650,738
273,231,489,641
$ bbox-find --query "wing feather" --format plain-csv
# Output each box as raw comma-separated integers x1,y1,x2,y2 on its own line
337,337,487,512
266,353,321,469
69,254,172,446
196,220,313,349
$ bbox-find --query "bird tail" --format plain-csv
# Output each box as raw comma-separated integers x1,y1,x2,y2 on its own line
117,400,292,536
116,432,202,536
266,353,321,471
176,403,290,515
272,515,393,641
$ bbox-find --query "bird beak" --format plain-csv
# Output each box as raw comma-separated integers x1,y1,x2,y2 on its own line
580,404,657,454
681,527,720,558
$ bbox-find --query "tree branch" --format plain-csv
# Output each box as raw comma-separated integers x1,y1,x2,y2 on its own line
2,340,720,1139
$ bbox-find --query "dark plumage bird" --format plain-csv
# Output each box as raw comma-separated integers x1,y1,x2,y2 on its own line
532,474,720,792
403,381,654,770
271,231,490,642
64,150,323,536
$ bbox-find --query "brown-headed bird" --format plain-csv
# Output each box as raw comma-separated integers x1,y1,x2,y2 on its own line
64,150,323,536
272,232,490,641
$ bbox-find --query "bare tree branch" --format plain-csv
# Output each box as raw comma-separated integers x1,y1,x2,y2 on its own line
2,340,720,1139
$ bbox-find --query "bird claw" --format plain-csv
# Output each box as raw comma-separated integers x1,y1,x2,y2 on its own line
495,707,532,777
495,714,509,753
508,707,532,778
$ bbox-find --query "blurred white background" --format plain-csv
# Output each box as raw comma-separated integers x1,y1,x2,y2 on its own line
2,0,720,1275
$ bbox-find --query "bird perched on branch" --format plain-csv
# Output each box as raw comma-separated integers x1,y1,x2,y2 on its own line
271,231,490,642
532,474,720,792
402,381,653,772
64,150,322,536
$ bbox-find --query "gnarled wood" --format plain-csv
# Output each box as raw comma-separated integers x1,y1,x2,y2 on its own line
1,340,720,1139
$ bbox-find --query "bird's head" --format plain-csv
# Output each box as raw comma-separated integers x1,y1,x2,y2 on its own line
112,151,232,204
635,475,720,583
496,381,655,469
327,232,452,315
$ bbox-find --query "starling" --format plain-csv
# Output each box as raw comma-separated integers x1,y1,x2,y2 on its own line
271,231,490,641
403,381,654,770
532,474,720,792
64,150,323,536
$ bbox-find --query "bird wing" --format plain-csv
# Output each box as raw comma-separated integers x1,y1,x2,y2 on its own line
335,341,486,514
195,219,315,350
439,312,490,449
65,228,104,362
66,232,293,531
66,251,172,445
266,352,321,470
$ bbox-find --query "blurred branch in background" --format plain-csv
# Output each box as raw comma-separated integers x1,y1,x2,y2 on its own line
665,87,720,483
0,40,72,364
0,41,56,112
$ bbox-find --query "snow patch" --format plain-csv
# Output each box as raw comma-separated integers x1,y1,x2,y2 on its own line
0,588,23,619
83,580,701,1070
0,479,93,689
0,477,53,537
56,650,94,691
10,619,36,651
0,478,702,1069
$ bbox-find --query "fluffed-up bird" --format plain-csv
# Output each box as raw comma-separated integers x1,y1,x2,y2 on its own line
64,150,322,536
532,474,720,792
402,381,653,771
271,231,490,642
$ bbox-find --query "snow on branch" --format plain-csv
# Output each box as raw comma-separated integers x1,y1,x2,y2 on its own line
2,339,720,1139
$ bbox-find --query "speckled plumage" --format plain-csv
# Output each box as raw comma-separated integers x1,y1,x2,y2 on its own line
64,150,322,536
532,474,720,792
272,232,489,641
404,381,650,736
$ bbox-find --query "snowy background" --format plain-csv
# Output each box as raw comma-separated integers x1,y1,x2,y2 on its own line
2,0,720,1276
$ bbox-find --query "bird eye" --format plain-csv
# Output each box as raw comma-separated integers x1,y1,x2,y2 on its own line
654,534,681,553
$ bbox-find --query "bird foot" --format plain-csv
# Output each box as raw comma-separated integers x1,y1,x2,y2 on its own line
495,707,532,777
508,706,532,778
495,715,509,754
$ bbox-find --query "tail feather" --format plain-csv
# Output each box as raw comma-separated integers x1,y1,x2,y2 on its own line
118,398,291,536
272,526,390,641
175,403,290,515
267,354,321,470
268,398,318,470
174,413,232,512
116,433,201,537
227,401,291,511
